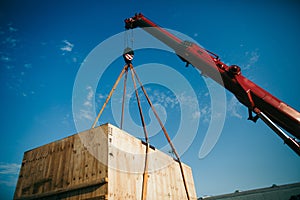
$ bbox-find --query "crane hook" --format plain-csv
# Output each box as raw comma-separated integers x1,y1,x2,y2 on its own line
123,47,134,64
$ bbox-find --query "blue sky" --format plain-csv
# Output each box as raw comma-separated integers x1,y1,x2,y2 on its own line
1,0,300,199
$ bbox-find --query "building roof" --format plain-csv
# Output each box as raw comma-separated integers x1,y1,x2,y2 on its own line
199,182,300,200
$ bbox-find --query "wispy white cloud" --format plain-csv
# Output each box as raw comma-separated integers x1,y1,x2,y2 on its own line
60,40,74,53
0,162,20,187
8,26,18,32
98,93,106,100
0,178,18,187
59,40,81,64
0,163,20,175
24,63,32,69
83,86,93,108
177,93,199,109
96,88,211,122
79,109,94,121
0,23,18,48
79,86,94,121
1,55,11,62
227,96,242,119
62,113,71,126
244,49,259,70
199,105,211,123
149,90,179,109
148,90,201,110
0,24,18,72
5,65,14,70
0,24,39,99
7,23,18,32
3,36,18,48
192,111,201,119
139,89,210,121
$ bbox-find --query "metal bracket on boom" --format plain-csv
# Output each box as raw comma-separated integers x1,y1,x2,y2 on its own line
248,108,259,122
234,77,259,123
253,108,300,156
234,74,300,156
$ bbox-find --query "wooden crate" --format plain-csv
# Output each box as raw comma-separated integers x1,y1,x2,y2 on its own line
14,123,197,199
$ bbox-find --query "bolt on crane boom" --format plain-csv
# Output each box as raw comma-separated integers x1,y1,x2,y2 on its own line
124,13,300,156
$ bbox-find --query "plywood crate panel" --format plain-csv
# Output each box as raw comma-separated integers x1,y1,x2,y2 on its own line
14,123,197,200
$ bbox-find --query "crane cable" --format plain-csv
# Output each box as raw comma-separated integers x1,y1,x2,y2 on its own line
124,28,134,50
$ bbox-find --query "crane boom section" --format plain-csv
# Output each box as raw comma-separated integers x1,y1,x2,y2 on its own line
124,13,300,140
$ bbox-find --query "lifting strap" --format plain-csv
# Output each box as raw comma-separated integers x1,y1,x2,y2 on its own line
129,65,150,200
120,67,128,129
91,65,128,129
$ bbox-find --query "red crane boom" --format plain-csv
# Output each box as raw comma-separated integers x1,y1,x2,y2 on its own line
124,13,300,156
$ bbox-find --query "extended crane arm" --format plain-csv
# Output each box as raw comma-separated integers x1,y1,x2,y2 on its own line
125,13,300,156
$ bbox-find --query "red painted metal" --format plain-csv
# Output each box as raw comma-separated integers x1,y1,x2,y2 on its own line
124,13,300,144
